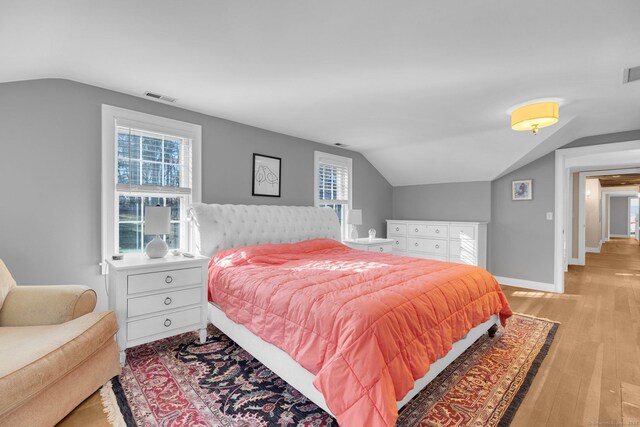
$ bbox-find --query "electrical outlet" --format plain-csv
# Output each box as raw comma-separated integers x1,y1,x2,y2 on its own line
546,212,553,221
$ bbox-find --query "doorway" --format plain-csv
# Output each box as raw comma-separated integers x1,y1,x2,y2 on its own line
554,140,640,293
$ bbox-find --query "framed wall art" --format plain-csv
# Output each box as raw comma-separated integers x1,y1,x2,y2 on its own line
512,179,532,201
252,153,281,197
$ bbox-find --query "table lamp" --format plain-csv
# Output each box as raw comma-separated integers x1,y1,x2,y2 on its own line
144,206,170,258
347,209,362,241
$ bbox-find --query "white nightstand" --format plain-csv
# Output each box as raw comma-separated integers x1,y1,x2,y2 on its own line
106,254,209,366
343,238,394,253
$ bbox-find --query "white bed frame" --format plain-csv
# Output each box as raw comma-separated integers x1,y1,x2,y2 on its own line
190,203,500,417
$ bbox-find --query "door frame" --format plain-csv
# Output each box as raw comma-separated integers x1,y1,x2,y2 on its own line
572,168,640,264
555,140,640,293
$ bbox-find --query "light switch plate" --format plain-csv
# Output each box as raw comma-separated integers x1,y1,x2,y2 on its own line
546,212,553,220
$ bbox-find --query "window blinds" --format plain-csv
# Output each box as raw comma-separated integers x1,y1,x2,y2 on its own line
317,155,350,204
115,125,192,195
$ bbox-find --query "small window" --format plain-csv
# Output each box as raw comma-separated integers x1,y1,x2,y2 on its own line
314,151,352,239
102,106,201,271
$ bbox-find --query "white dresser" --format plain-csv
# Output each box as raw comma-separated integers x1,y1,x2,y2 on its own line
107,254,209,366
387,220,487,268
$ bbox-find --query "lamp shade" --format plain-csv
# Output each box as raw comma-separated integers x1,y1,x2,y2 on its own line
144,206,170,235
511,102,559,134
346,209,362,225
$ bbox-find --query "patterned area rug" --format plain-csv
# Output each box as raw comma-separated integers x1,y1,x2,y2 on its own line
102,314,558,427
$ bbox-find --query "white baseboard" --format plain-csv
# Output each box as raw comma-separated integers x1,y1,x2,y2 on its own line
610,234,630,238
585,246,601,253
493,276,557,293
569,258,581,265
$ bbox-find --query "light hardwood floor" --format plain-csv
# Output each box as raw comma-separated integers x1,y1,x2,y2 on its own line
58,238,640,426
508,237,640,427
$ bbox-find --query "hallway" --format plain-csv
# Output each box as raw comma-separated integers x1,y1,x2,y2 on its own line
505,238,640,426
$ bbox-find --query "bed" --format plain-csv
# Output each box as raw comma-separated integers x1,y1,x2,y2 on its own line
190,203,512,427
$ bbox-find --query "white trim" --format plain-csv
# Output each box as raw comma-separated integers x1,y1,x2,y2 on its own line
569,257,580,265
101,105,202,274
555,139,640,294
314,151,353,240
576,169,640,264
577,172,586,265
493,276,557,293
610,234,630,238
585,246,601,253
604,191,637,240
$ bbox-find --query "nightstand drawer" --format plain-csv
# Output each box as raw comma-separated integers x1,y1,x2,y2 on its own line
391,237,406,250
388,223,406,236
127,267,201,295
127,307,201,341
127,287,202,318
368,244,392,253
408,237,448,255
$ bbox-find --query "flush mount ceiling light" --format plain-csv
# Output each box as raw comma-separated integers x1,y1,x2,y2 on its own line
511,102,559,135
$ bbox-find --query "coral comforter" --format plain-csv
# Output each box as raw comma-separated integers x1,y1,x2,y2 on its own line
208,239,512,427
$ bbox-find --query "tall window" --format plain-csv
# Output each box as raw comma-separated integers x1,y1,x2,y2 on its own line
314,151,352,239
102,106,201,271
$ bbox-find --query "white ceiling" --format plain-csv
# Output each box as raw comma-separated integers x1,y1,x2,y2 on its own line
2,0,640,186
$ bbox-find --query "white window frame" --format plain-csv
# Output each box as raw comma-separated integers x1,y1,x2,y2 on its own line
101,105,202,273
314,151,353,240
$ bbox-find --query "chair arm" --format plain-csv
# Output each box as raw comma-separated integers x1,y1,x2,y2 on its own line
0,285,97,326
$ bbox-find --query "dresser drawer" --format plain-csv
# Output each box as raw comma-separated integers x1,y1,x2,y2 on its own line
368,244,392,253
388,223,406,236
408,224,449,239
127,307,201,341
128,267,201,295
450,225,475,240
408,251,448,262
128,287,202,318
408,238,448,255
391,237,406,251
449,256,476,265
449,239,477,256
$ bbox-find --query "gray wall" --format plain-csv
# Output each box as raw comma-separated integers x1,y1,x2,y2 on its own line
490,130,640,284
393,130,640,285
0,79,392,310
391,182,491,222
609,197,629,236
490,153,556,283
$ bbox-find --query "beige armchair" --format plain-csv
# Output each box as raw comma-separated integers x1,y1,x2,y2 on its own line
0,259,121,427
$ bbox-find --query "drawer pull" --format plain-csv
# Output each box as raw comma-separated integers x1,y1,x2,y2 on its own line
435,244,440,249
435,229,440,234
395,240,399,245
415,242,419,247
415,228,419,232
164,318,172,327
164,297,172,305
395,227,399,231
165,275,173,284
379,247,384,252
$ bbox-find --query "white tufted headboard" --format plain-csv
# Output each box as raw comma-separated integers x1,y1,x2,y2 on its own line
189,203,342,257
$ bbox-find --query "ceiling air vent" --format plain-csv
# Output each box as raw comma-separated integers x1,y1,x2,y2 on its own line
144,91,177,103
333,143,349,148
623,66,640,84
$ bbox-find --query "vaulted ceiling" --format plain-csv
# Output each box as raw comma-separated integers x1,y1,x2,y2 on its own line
2,0,640,186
